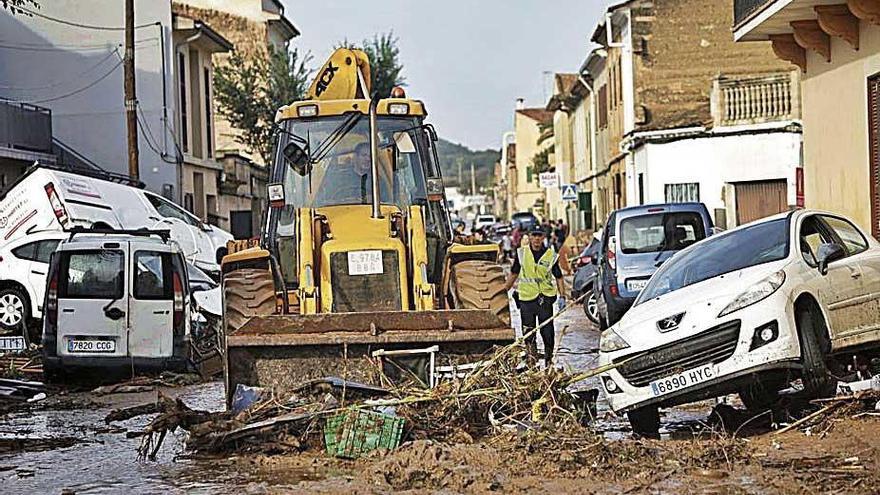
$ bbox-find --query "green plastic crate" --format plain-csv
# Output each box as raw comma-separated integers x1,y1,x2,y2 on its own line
323,409,404,459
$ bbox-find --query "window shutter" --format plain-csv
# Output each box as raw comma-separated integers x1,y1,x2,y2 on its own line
869,75,880,240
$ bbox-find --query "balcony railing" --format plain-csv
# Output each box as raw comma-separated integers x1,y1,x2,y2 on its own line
734,0,774,28
0,99,52,153
712,71,801,127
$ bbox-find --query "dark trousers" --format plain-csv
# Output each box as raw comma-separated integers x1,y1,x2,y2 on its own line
520,295,555,364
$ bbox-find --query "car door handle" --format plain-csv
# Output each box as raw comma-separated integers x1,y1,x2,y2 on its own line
62,308,75,313
153,310,169,315
31,270,46,275
104,307,126,320
852,271,862,279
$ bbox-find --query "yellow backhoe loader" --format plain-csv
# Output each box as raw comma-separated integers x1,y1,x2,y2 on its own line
221,48,513,403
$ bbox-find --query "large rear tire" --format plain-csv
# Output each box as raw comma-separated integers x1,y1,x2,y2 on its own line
223,268,277,335
450,260,511,324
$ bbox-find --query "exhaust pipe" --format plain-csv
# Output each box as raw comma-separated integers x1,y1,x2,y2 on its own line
369,96,382,219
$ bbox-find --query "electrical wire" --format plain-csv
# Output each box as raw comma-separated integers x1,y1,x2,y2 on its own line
0,37,158,53
0,48,120,91
16,6,158,31
26,58,123,104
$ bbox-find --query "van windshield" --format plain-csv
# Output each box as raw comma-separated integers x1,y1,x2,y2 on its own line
636,218,790,304
619,212,706,254
60,250,124,299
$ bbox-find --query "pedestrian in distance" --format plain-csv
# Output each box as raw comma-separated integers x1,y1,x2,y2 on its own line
505,225,566,367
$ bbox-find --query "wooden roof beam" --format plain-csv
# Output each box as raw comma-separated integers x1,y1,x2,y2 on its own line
791,20,832,62
847,0,880,25
816,5,860,50
770,34,807,72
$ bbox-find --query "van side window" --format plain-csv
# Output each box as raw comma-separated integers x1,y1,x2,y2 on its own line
146,193,200,228
12,240,59,263
134,251,172,300
60,250,124,299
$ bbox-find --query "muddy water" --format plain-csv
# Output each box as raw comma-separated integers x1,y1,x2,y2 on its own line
0,298,710,493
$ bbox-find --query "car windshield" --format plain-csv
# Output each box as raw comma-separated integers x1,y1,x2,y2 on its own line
636,218,790,304
619,212,706,254
277,115,429,209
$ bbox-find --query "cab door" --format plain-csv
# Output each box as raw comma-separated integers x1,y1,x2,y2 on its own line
128,247,174,358
56,245,128,358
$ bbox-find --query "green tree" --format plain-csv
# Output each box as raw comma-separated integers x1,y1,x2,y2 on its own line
339,32,406,98
2,0,38,15
213,47,311,165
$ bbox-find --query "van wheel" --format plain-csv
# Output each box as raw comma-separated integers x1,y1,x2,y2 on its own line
223,268,277,335
627,406,660,439
583,287,599,324
0,288,28,332
450,260,511,325
796,306,836,399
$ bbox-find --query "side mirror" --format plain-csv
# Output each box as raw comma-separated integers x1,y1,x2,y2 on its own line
282,141,311,176
817,242,845,276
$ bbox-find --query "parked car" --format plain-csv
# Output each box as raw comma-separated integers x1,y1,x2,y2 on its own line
511,211,539,232
473,214,497,232
598,210,880,437
571,234,601,324
0,164,233,275
42,229,192,379
0,230,68,336
594,203,714,329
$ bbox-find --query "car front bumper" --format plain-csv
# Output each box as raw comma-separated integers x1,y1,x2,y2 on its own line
599,292,803,413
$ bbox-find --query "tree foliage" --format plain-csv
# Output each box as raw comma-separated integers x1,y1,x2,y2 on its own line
213,47,311,165
339,32,406,98
2,0,38,15
531,147,552,174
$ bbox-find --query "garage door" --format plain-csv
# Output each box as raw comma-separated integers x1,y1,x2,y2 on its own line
735,180,788,225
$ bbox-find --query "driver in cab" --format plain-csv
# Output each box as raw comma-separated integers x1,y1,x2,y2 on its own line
318,142,373,205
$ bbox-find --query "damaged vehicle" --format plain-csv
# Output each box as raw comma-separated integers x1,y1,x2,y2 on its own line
598,210,880,437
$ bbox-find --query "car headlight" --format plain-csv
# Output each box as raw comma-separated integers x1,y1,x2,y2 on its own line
718,270,786,317
599,328,630,353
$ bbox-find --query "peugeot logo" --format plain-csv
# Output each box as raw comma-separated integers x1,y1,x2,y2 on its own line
657,312,685,332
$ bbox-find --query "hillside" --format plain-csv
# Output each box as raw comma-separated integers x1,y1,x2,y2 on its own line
436,139,499,192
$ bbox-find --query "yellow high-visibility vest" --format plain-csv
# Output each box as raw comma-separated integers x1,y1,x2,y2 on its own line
517,246,558,301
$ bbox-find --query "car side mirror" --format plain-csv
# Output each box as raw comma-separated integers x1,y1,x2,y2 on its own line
817,242,845,276
282,141,311,176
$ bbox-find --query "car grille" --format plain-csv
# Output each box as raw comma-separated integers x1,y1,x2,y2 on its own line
614,320,741,387
330,250,402,312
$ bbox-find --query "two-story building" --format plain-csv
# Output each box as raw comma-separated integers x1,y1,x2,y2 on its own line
734,0,880,239
511,102,554,217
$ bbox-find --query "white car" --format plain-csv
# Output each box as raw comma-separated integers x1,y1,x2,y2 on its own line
473,214,497,231
598,210,880,436
0,231,67,336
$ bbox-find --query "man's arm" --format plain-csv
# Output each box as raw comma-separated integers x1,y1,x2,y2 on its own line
505,272,518,291
555,276,566,298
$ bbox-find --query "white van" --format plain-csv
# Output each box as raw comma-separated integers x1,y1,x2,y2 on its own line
41,229,191,378
0,165,232,275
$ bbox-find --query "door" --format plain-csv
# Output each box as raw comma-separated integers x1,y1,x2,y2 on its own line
734,180,787,225
819,215,880,347
868,74,880,240
56,247,128,358
798,215,865,346
128,249,174,358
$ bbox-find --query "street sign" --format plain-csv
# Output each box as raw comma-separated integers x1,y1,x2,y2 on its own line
560,184,578,201
539,172,559,188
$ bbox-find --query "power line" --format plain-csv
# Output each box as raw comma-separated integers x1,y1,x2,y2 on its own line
27,59,123,104
16,6,158,31
0,37,158,53
0,48,119,91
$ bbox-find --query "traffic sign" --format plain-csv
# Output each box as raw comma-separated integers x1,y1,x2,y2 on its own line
539,172,559,188
560,183,578,201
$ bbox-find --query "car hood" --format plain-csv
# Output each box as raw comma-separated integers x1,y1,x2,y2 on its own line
612,259,791,351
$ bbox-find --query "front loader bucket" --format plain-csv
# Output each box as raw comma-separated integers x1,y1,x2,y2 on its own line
224,309,514,405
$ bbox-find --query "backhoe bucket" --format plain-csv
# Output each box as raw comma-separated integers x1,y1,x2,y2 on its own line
224,309,514,404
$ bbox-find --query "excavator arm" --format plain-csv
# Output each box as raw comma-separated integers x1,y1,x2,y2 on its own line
305,47,372,100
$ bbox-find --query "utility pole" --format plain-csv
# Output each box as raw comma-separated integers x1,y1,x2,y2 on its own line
457,160,462,189
124,0,140,180
470,162,476,196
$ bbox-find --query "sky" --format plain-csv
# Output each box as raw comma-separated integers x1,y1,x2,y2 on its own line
283,1,614,151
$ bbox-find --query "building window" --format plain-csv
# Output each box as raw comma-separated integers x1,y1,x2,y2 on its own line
204,67,213,158
665,183,700,203
598,85,608,128
869,73,880,240
178,52,188,153
526,166,533,183
183,193,194,213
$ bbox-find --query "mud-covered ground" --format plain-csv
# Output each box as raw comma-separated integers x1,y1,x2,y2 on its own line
2,304,879,493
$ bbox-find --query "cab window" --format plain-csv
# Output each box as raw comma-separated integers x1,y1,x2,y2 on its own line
146,193,201,228
820,216,868,256
134,251,172,300
60,250,124,299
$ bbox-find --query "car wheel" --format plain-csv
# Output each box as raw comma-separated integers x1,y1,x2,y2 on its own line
583,288,599,325
0,288,28,333
627,406,660,439
796,307,836,399
738,380,781,411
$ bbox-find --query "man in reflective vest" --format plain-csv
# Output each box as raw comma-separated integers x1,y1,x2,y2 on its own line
505,225,566,367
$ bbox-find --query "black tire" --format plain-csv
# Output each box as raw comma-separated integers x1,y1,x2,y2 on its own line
0,287,29,333
223,268,277,335
796,307,836,399
450,260,511,325
627,406,660,439
738,380,781,411
583,286,599,324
